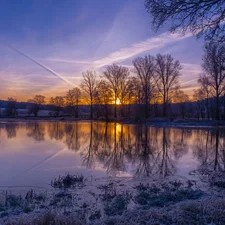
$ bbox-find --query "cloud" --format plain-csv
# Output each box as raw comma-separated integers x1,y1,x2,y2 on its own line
42,31,193,70
92,31,193,68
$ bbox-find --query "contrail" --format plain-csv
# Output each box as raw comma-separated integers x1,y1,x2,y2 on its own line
8,45,76,87
13,147,68,178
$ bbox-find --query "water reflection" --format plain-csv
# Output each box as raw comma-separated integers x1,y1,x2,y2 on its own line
193,129,225,172
5,123,18,139
1,122,225,179
26,123,45,142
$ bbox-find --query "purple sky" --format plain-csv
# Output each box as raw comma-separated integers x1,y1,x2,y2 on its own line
0,0,204,101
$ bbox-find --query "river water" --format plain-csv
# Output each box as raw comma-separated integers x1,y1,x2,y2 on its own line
0,121,224,188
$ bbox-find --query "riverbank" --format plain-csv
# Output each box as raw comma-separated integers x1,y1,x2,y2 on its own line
0,172,225,225
1,117,225,129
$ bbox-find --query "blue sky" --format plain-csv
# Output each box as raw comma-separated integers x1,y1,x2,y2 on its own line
0,0,204,101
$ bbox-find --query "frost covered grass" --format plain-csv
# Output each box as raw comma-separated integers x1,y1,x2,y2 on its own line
96,198,225,225
0,174,225,224
50,173,85,189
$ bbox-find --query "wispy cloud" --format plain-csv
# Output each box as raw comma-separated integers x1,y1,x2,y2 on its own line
42,31,193,70
7,45,76,87
93,31,193,68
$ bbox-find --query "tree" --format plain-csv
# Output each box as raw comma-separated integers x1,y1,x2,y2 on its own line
103,64,129,118
193,88,205,119
6,97,17,117
198,73,211,120
173,89,189,119
81,71,98,119
50,96,65,117
118,71,130,117
145,0,225,42
66,87,82,118
27,95,45,117
133,55,155,118
154,54,182,117
95,80,113,120
126,77,142,117
202,43,225,120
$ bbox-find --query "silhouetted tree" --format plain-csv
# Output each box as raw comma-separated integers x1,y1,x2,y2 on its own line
133,55,155,118
50,96,65,117
145,0,225,42
95,80,113,120
126,77,143,118
6,97,17,117
198,74,211,120
193,88,205,119
27,95,45,117
66,87,81,118
173,89,189,118
154,54,181,117
81,71,98,119
103,64,129,118
202,43,225,120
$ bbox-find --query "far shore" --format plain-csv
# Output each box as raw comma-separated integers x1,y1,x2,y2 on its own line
1,117,225,129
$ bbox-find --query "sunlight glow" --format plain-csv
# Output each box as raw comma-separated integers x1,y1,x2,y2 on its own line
116,98,121,105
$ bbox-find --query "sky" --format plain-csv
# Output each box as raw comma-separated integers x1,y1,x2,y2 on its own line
0,0,204,101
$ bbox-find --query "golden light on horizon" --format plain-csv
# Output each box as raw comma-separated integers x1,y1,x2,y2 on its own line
116,98,121,105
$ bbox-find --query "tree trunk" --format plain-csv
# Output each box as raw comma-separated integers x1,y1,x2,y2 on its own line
206,94,210,120
105,104,108,121
114,99,117,119
90,97,93,119
75,105,78,118
223,94,225,121
216,93,220,120
163,94,166,117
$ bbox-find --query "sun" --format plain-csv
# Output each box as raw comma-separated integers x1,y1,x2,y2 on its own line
116,98,121,105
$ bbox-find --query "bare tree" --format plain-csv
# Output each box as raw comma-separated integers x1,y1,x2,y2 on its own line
145,0,225,42
126,77,142,105
198,73,211,120
50,96,65,117
133,55,155,118
118,72,130,117
81,71,98,119
96,80,113,120
202,43,225,120
193,88,205,119
66,87,82,118
154,54,182,117
6,97,17,117
27,95,45,117
103,64,129,118
173,89,189,119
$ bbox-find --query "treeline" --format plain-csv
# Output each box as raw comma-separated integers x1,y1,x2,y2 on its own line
3,44,225,120
2,53,186,120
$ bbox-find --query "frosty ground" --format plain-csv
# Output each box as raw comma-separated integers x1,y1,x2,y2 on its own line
0,171,225,225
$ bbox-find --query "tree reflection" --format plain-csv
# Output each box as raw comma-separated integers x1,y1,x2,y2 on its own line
22,121,215,178
48,122,65,140
193,129,225,172
79,123,184,177
104,123,126,176
26,122,45,141
82,122,95,169
135,125,154,177
5,123,18,139
65,122,81,151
